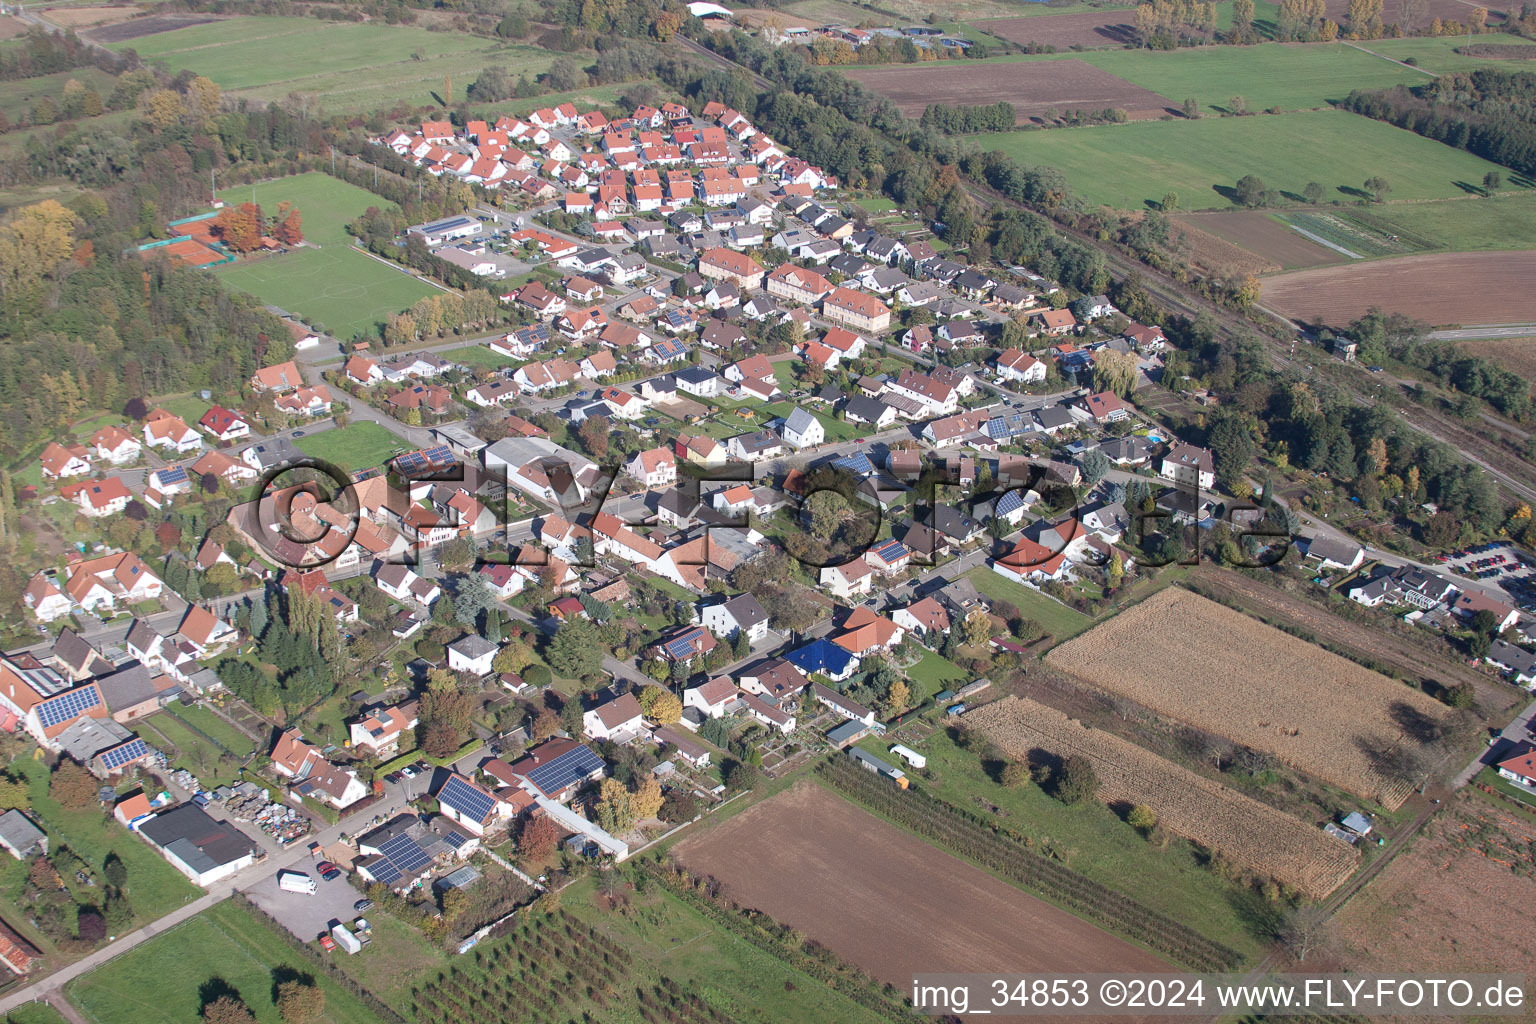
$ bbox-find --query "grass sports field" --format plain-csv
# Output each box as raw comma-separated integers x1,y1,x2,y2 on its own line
67,901,379,1024
104,16,549,113
976,109,1524,210
212,173,439,339
294,422,404,473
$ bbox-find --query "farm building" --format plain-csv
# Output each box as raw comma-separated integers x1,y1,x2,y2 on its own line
848,747,907,788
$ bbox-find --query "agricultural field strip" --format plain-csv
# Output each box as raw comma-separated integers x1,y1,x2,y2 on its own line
671,784,1175,986
1261,249,1536,327
1045,587,1447,808
967,696,1359,898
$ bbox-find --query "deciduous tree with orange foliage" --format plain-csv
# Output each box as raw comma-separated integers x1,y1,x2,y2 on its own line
215,202,263,252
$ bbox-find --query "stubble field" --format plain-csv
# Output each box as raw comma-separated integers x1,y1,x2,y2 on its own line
967,696,1360,897
672,784,1172,986
845,59,1176,120
1260,250,1536,327
1045,587,1449,808
975,10,1142,47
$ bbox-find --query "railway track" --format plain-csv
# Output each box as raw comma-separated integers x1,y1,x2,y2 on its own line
675,37,1536,504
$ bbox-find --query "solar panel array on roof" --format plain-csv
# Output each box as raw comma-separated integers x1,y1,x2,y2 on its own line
378,832,432,874
157,465,190,486
833,452,874,476
437,775,495,824
363,855,402,886
393,446,457,476
36,686,102,728
98,737,150,772
663,631,701,660
525,744,604,797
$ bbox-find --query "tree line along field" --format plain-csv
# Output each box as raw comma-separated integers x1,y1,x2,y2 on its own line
671,783,1175,987
973,109,1524,210
966,697,1361,898
1045,587,1450,809
100,16,550,113
211,172,441,339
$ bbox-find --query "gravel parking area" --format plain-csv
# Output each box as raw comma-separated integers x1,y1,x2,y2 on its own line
247,864,368,943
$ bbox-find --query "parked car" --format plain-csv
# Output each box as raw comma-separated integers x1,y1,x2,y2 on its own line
354,898,374,912
318,861,341,881
319,935,337,951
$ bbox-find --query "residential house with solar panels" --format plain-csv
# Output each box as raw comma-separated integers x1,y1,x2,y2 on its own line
434,773,511,837
0,652,111,751
348,700,421,758
499,738,606,803
355,815,438,891
651,625,717,665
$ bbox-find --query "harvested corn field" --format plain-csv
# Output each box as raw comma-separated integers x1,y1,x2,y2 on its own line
1045,587,1448,809
967,696,1360,898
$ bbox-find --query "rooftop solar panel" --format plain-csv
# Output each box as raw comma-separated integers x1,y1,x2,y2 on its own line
437,775,495,824
525,745,604,796
99,738,151,771
158,465,189,485
363,855,402,886
36,686,102,729
378,832,431,874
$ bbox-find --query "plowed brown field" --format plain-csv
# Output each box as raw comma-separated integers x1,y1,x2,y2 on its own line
1261,250,1536,327
1179,210,1343,269
845,59,1176,121
976,11,1140,48
672,784,1171,991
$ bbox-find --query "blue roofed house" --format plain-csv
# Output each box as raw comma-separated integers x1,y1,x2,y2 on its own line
786,637,859,682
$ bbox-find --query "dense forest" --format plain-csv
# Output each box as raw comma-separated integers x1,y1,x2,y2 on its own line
1342,68,1536,177
919,101,1017,135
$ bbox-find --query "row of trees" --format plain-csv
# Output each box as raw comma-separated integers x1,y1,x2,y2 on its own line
918,101,1016,134
1342,69,1536,178
1131,0,1221,48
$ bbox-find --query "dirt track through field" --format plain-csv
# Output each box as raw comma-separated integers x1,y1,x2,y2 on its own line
673,783,1170,1018
844,59,1176,121
1261,249,1536,327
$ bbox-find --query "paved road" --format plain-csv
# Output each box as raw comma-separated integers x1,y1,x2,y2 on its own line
1452,695,1536,788
0,764,436,1016
1428,324,1536,341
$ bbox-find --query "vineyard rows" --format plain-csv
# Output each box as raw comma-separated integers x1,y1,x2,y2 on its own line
967,697,1360,899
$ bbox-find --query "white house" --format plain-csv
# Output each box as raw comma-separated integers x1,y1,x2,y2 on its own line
819,559,873,600
626,448,676,488
995,348,1047,384
1159,443,1215,491
683,676,737,719
447,634,498,675
700,593,769,644
582,692,644,741
781,407,824,449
